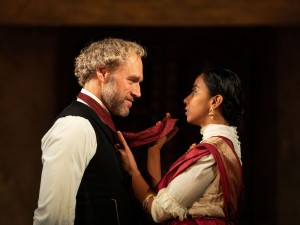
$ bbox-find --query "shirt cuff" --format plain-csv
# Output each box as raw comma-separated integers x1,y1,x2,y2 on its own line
151,187,187,222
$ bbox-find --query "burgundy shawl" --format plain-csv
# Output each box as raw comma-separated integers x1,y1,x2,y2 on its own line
157,137,244,225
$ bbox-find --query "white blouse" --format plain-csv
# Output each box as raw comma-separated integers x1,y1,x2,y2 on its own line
151,124,241,223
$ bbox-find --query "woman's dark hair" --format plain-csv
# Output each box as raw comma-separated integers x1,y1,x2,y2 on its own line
202,68,244,127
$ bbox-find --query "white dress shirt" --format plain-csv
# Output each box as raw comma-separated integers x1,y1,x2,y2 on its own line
33,89,104,225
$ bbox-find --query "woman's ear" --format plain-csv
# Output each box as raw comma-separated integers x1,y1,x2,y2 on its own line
212,95,223,108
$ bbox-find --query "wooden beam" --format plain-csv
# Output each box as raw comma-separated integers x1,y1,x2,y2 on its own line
0,0,300,26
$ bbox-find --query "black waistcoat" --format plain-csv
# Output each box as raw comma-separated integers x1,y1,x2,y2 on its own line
57,101,141,225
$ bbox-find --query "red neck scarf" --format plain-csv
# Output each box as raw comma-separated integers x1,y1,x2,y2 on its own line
77,92,178,147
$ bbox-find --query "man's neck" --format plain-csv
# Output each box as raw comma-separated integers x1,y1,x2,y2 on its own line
83,82,101,100
80,88,109,113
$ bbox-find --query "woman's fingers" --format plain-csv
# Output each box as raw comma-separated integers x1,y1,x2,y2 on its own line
167,127,179,141
117,131,134,159
117,131,139,174
156,112,171,125
117,131,129,149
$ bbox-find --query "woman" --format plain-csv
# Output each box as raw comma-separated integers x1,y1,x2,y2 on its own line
117,68,244,224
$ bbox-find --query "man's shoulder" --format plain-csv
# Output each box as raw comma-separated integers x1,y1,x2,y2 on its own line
58,101,90,117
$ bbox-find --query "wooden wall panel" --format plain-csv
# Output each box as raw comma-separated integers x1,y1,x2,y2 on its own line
0,0,300,26
0,28,59,225
277,30,300,224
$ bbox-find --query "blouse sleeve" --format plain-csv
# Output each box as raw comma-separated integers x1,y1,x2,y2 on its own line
151,154,217,223
33,116,97,225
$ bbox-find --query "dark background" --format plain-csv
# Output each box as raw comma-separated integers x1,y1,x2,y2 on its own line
0,1,300,225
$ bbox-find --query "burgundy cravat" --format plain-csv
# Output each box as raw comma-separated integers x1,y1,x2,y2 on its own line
77,92,178,147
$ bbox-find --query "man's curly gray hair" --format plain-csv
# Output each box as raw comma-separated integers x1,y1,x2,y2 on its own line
74,38,146,87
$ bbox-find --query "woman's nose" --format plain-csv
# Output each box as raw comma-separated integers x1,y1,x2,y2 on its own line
183,95,189,104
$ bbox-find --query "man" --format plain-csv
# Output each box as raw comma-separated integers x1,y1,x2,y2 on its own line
33,38,146,225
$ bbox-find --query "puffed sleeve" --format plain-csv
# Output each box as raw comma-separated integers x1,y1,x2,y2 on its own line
151,154,217,223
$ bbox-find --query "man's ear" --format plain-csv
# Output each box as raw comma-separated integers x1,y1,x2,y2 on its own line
96,67,108,82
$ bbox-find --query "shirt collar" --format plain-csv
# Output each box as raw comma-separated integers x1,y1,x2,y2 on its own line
78,88,110,113
200,124,241,161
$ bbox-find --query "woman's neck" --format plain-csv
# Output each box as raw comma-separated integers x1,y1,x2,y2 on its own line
200,115,229,128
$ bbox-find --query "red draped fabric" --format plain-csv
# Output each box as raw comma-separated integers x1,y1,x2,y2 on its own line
77,92,178,147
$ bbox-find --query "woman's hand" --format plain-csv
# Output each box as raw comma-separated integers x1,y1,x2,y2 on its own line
149,113,178,153
116,131,139,176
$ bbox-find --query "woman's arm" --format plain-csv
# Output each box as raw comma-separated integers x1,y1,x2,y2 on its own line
116,115,178,214
147,113,178,187
150,154,217,222
117,131,155,213
147,145,162,188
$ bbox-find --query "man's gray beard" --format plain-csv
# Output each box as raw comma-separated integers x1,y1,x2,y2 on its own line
102,79,129,117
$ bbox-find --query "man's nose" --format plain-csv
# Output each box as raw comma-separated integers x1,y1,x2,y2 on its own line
131,83,141,98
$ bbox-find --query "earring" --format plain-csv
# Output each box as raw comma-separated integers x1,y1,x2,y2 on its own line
208,107,214,119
